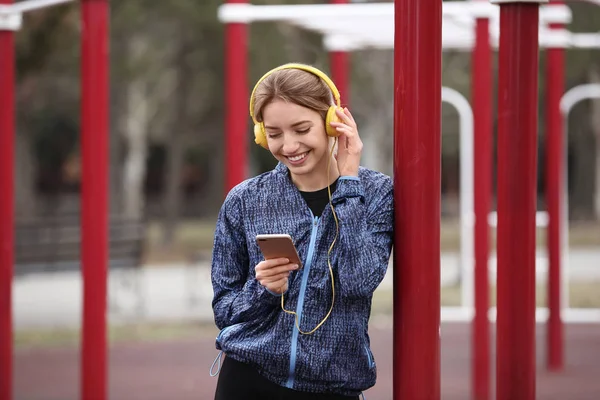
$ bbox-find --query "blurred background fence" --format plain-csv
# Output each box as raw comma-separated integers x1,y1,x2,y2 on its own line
10,0,600,340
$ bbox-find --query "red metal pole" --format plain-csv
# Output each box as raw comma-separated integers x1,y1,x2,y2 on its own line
472,7,492,400
494,2,542,399
225,0,248,194
330,0,349,106
393,0,442,398
545,1,564,372
330,50,348,103
0,2,15,399
80,1,109,399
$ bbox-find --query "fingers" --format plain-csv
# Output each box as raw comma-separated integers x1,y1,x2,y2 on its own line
334,107,355,127
255,258,296,294
331,107,359,143
263,276,289,294
336,131,348,150
258,257,291,269
260,271,291,284
344,107,356,124
333,125,353,141
255,258,299,283
331,122,354,144
256,263,298,281
335,127,362,155
332,108,362,177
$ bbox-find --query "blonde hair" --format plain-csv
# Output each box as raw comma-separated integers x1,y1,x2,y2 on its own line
252,68,335,123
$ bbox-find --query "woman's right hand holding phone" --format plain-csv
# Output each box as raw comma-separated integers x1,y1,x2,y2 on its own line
255,258,299,294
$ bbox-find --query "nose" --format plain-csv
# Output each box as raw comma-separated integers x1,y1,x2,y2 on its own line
281,133,299,154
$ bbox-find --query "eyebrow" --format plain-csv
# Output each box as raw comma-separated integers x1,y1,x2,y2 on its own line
264,120,313,130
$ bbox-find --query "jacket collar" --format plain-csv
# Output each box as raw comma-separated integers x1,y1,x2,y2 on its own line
274,161,289,176
273,162,295,191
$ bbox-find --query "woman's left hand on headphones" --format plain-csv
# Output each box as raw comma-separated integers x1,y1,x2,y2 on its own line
330,107,363,177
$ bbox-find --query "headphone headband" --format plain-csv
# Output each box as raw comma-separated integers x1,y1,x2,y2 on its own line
249,63,342,124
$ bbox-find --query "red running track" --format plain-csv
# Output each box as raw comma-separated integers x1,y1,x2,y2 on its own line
14,322,600,400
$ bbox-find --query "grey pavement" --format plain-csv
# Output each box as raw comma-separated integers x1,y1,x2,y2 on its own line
12,249,600,330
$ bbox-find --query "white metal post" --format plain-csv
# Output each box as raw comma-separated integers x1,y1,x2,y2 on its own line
441,87,475,311
560,83,600,313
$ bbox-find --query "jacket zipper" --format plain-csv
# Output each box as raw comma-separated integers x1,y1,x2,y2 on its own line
286,215,320,389
363,337,375,369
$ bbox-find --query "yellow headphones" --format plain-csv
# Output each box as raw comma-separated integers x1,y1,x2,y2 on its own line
249,63,344,149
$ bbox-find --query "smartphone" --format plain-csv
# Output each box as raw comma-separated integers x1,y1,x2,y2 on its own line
256,234,302,268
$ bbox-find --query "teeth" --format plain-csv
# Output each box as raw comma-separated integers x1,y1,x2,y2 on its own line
288,153,307,162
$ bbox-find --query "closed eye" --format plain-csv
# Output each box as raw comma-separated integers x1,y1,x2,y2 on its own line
296,128,310,134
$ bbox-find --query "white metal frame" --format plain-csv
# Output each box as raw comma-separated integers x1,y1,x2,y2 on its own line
0,0,74,30
441,87,475,311
559,83,600,317
441,84,600,324
441,89,581,322
217,2,600,51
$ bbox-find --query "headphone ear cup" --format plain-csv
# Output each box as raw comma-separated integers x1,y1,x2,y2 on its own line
254,123,269,149
325,106,342,137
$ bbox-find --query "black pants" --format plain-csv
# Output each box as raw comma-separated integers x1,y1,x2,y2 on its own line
214,356,360,400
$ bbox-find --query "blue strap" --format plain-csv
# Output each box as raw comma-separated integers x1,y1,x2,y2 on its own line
209,350,224,377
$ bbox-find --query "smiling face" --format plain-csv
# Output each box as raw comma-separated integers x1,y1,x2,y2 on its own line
262,99,335,191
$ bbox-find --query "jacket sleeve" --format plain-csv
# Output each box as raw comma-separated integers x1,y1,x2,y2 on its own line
330,175,394,298
211,189,282,330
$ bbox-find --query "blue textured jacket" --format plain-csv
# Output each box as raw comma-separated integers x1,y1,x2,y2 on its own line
211,162,394,397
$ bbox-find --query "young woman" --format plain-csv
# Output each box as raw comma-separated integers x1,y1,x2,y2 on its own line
210,63,394,400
